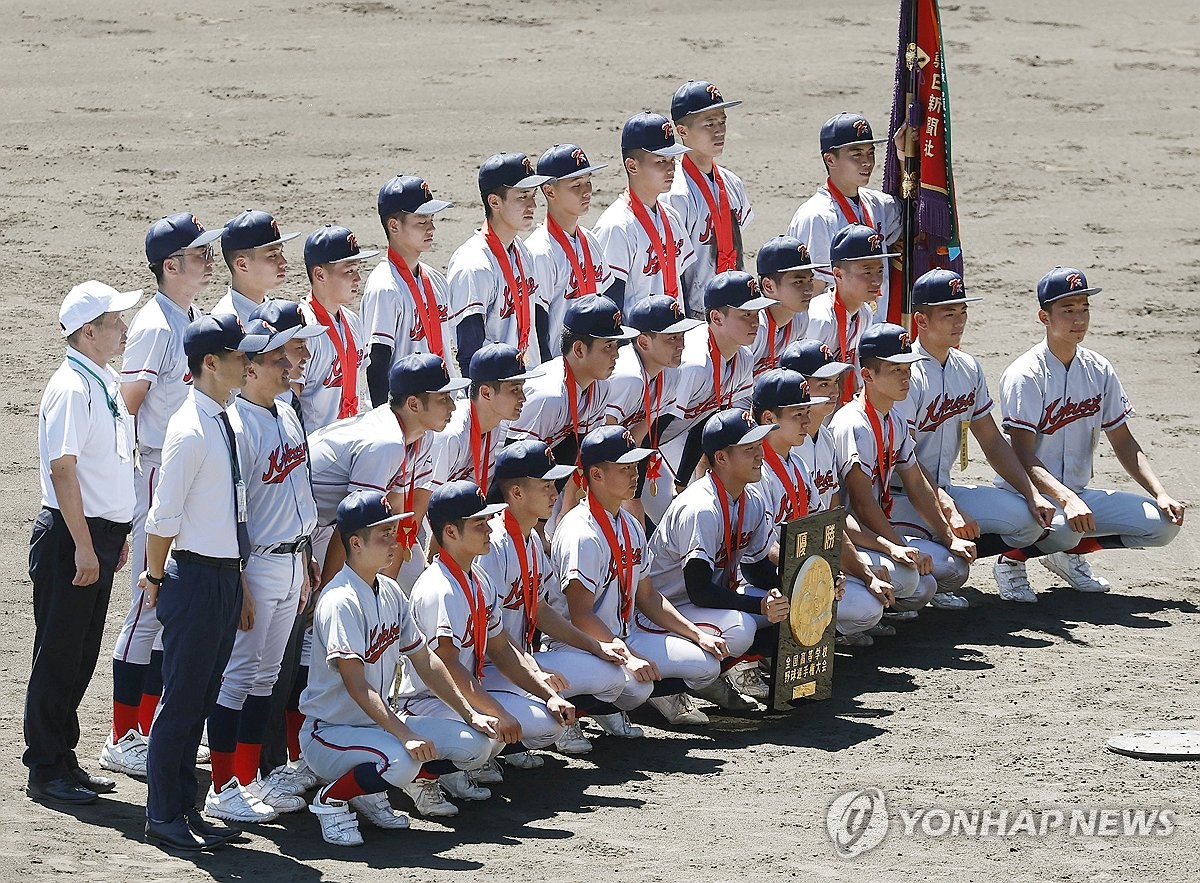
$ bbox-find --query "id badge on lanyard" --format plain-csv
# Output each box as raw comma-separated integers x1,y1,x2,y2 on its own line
235,479,248,522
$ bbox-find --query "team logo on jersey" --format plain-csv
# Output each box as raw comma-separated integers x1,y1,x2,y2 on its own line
947,277,964,296
409,298,450,342
867,233,883,251
917,392,976,433
1066,273,1085,290
323,358,344,389
364,621,402,664
571,148,587,167
498,277,537,319
707,84,723,102
641,243,664,279
261,440,307,484
812,467,838,495
662,121,675,140
1040,394,1102,435
853,119,871,136
522,156,534,174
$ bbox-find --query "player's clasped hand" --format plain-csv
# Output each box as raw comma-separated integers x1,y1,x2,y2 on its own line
694,632,730,660
949,536,977,563
1029,493,1057,529
597,639,629,665
546,695,576,726
626,654,661,682
948,508,981,540
403,737,438,763
469,712,501,739
759,588,790,624
1063,495,1095,534
492,711,524,744
1157,494,1185,526
538,668,570,694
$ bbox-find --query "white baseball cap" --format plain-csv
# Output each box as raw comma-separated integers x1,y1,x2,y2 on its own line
59,280,143,337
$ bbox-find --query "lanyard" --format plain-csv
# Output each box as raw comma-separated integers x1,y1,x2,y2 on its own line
862,396,896,517
437,550,488,678
587,492,635,632
503,510,540,649
682,156,737,273
67,356,120,421
625,189,680,300
482,224,532,359
826,177,874,230
546,215,597,297
710,471,746,587
832,289,858,405
761,441,809,523
388,247,444,361
640,358,665,491
307,298,359,419
68,356,130,462
468,403,492,495
708,329,736,411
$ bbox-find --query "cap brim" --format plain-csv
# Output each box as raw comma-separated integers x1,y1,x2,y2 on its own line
329,249,382,265
612,447,655,464
109,289,145,313
648,144,691,157
243,231,301,249
737,296,779,311
291,325,329,339
841,251,901,262
825,137,890,151
541,463,578,481
512,175,555,189
683,99,743,117
412,198,453,215
915,296,984,307
730,424,777,448
1041,287,1102,304
498,366,545,382
259,325,301,353
234,333,271,353
591,325,640,341
469,503,508,519
878,352,930,364
768,260,831,274
805,361,854,379
437,378,472,394
363,512,411,531
549,164,608,181
771,395,833,408
654,317,705,334
188,229,224,249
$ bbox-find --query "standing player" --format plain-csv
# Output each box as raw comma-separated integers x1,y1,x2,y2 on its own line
993,267,1184,599
447,153,553,373
666,80,754,317
592,112,696,315
361,175,456,405
106,213,222,778
752,235,828,373
787,112,901,323
526,144,613,358
212,210,298,324
295,225,378,432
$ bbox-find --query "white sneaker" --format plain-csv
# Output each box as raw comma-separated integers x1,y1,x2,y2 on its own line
349,792,410,830
864,622,897,637
930,592,970,609
993,559,1038,603
283,758,320,792
471,759,504,784
401,777,459,818
204,777,279,823
244,775,307,813
727,659,770,701
883,609,920,621
262,764,312,798
309,789,363,846
501,750,544,769
835,631,874,647
99,729,148,777
1040,552,1111,593
195,744,210,765
690,676,757,711
648,694,709,725
590,712,644,738
439,770,491,801
553,722,592,755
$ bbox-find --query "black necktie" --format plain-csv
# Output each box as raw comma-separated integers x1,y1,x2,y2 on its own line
290,391,305,432
216,409,251,565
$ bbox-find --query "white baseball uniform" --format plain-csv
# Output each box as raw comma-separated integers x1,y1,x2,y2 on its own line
359,256,460,378
525,222,613,359
430,397,510,491
804,291,873,392
210,288,270,326
604,344,686,432
591,195,696,316
296,300,369,435
507,357,611,451
752,308,810,374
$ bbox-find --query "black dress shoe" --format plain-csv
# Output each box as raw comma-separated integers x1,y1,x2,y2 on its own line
26,777,98,806
71,766,117,794
184,809,242,846
144,817,211,852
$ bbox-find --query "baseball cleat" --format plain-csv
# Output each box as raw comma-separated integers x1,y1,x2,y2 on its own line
471,759,504,784
864,622,897,637
401,777,459,818
930,591,970,609
204,778,279,824
993,559,1038,603
553,723,593,755
835,631,874,647
726,659,771,701
244,775,307,813
883,609,920,621
1040,552,1111,593
439,770,491,801
589,712,644,739
501,750,544,769
309,790,364,847
99,729,148,777
690,676,757,711
648,693,709,726
349,792,410,830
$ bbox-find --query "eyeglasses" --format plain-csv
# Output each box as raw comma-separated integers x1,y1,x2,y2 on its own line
167,246,215,263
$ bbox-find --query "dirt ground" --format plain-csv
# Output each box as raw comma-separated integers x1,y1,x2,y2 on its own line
1,1,1197,881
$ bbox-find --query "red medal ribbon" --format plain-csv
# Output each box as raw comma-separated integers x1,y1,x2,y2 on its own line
625,189,680,301
391,414,420,549
862,396,896,517
587,492,635,631
482,223,532,359
503,510,540,650
826,177,874,230
307,297,359,419
640,362,665,484
761,441,809,522
388,247,444,361
468,403,492,496
564,360,592,486
437,550,488,678
832,289,858,405
546,215,597,298
763,309,793,370
709,471,746,587
708,329,737,411
682,156,737,273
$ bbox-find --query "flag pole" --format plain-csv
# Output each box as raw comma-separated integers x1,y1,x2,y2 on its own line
900,0,920,332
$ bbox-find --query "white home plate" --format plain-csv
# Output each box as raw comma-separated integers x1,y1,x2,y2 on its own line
1107,730,1200,760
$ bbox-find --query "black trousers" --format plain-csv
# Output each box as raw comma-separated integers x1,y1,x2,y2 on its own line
23,507,130,782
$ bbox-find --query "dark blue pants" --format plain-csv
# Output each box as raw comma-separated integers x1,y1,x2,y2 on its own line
145,555,241,822
23,507,130,782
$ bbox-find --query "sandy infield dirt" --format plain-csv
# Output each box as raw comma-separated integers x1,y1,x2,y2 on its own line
1,1,1198,880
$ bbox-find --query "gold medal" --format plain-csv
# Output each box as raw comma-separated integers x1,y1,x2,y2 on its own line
650,480,657,497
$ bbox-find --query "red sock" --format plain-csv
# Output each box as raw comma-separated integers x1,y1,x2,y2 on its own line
1066,538,1103,556
323,769,369,802
1001,550,1028,563
285,710,304,763
233,742,262,785
415,768,438,780
113,701,140,742
137,692,161,736
210,750,236,789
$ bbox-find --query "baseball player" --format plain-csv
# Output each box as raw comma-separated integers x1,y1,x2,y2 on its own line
212,210,299,324
666,80,755,317
398,481,575,794
106,213,222,779
592,112,696,315
804,224,899,404
294,225,379,433
248,300,328,428
993,267,1184,599
447,153,553,373
300,490,497,844
526,144,613,359
360,175,457,406
787,112,902,324
549,426,731,733
830,323,977,614
896,269,1058,606
752,235,829,373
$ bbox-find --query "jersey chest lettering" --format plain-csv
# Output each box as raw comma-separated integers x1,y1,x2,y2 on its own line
698,204,746,245
713,529,757,571
640,239,685,279
1040,393,1102,435
812,468,838,495
568,264,605,299
409,301,449,342
262,440,307,484
498,276,538,319
364,620,402,664
918,391,976,433
603,546,644,584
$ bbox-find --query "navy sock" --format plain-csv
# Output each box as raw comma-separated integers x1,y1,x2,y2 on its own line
650,677,686,697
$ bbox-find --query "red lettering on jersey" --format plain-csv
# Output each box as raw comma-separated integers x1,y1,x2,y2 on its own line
409,301,450,342
261,441,307,484
713,530,757,572
1040,394,1102,435
812,468,838,496
498,276,538,319
604,547,644,585
917,392,976,433
183,371,193,385
323,358,343,389
364,621,402,663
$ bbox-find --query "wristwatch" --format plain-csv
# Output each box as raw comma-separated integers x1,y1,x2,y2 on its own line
144,571,164,586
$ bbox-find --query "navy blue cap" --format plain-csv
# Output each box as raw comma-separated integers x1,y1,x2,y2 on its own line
221,210,300,252
493,440,577,483
537,144,607,180
145,212,224,265
753,368,830,414
580,425,654,470
336,489,409,536
479,153,552,196
243,318,299,355
182,313,270,358
626,295,703,335
703,270,777,313
621,112,690,157
564,294,639,340
756,235,828,277
671,80,743,121
378,175,453,218
912,268,982,308
702,407,776,458
1037,266,1103,306
780,338,853,379
428,479,507,527
468,342,543,383
829,224,900,263
249,300,327,340
389,352,470,400
304,225,380,267
858,323,928,365
820,112,888,153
